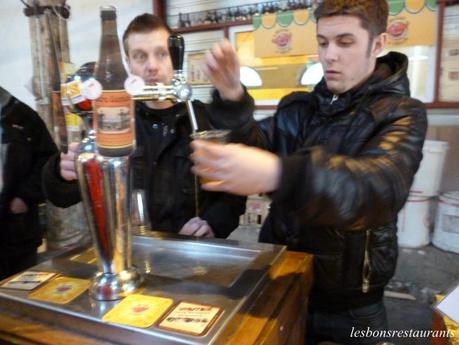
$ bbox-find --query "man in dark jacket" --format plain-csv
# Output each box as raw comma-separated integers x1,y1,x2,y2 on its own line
191,1,427,344
43,14,251,238
0,86,58,280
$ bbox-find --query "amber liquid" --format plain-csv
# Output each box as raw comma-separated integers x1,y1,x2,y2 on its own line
191,130,230,185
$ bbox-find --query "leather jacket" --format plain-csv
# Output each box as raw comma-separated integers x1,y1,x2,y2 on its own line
1,97,57,256
211,52,428,310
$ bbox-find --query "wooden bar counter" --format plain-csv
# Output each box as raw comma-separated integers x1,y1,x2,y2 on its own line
0,249,313,345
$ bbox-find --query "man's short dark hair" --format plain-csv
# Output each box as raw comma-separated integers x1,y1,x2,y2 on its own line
314,0,388,40
122,13,172,55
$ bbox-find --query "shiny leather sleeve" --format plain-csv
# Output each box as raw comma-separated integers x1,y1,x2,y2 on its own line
272,96,427,230
207,88,261,145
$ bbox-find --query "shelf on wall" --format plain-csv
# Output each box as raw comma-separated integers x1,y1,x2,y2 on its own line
426,102,459,109
172,19,252,34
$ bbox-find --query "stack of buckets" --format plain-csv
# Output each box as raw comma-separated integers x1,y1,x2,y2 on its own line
397,140,449,248
432,191,459,253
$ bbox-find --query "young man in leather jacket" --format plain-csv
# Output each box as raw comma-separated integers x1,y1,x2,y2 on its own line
191,1,427,343
42,14,251,238
1,87,57,280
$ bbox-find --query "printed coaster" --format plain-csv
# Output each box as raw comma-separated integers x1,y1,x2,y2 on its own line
69,248,97,265
157,301,223,336
0,271,56,291
29,276,89,304
103,294,173,328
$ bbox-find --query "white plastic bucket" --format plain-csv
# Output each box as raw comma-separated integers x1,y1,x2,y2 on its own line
410,140,448,197
432,191,459,254
397,194,432,248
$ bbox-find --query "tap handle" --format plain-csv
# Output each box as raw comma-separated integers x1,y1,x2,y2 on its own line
168,34,185,72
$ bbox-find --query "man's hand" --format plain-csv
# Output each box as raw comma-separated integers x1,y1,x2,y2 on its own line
9,197,28,214
179,217,215,238
203,39,244,102
60,142,79,181
191,140,281,196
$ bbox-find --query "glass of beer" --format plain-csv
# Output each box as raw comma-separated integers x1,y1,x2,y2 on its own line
190,129,230,184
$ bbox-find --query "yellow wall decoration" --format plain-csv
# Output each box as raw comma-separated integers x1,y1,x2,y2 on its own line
253,1,436,58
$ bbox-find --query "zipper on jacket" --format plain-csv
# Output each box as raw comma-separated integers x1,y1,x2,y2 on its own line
330,94,339,104
362,229,372,293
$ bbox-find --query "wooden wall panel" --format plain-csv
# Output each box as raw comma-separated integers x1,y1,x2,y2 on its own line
426,125,459,193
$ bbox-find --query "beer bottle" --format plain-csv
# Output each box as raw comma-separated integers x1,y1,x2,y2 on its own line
177,12,185,28
94,5,134,157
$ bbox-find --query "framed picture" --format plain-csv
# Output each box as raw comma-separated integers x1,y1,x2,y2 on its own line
186,52,211,85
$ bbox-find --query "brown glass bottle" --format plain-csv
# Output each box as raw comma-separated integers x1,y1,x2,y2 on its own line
94,5,134,157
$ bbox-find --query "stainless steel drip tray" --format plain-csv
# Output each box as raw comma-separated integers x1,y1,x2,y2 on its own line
0,232,286,345
133,235,261,287
68,232,280,288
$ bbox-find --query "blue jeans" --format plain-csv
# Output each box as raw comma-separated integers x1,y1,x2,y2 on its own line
305,301,388,345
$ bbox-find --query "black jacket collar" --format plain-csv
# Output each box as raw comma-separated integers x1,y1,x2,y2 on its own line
313,52,410,117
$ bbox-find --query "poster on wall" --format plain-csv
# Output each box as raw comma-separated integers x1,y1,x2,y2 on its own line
253,1,436,58
253,9,318,57
439,4,459,102
186,52,211,85
386,0,436,47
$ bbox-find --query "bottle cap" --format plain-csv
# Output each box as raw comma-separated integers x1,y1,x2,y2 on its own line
100,5,117,20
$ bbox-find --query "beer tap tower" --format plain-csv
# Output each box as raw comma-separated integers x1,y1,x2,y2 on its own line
74,34,195,301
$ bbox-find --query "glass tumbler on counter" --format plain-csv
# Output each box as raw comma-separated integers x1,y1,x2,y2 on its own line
131,189,150,235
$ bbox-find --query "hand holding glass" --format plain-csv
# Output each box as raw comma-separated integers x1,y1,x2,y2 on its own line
190,130,230,185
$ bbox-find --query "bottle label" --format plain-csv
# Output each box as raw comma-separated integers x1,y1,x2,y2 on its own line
93,90,134,151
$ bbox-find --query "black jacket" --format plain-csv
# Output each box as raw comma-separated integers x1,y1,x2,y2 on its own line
1,97,57,257
210,52,427,310
43,95,254,237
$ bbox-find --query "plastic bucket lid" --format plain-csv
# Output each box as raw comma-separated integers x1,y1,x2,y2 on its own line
439,191,459,205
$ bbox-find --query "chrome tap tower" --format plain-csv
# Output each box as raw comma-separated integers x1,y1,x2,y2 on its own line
69,35,194,300
76,131,141,300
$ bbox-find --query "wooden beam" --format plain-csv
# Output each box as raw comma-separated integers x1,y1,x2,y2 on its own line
434,1,445,103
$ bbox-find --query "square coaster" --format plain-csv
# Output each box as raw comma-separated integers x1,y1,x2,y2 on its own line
29,276,89,304
103,294,173,328
0,271,56,291
157,301,223,336
69,248,97,265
